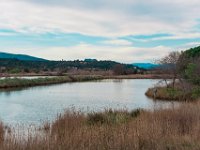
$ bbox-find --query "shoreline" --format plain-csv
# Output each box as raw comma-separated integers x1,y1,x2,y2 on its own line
145,86,197,102
105,74,172,79
0,73,172,79
0,74,172,90
0,75,103,89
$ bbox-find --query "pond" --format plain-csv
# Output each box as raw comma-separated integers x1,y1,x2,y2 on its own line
0,79,177,125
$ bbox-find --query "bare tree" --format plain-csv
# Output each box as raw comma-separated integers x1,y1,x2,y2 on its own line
157,51,181,89
113,64,125,75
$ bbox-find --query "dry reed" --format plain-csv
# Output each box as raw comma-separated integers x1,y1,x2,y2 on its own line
1,103,200,149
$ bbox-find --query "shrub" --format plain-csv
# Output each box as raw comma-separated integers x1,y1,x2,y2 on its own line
87,109,142,125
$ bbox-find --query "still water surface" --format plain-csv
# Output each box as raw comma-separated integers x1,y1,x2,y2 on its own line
0,79,177,125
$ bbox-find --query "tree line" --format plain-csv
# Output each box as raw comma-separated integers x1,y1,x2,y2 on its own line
0,59,143,75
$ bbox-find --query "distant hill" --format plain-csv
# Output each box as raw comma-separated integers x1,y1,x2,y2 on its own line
0,52,47,61
132,63,159,69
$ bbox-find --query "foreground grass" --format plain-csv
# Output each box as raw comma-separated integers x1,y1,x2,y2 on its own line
0,122,3,144
1,103,200,149
0,75,103,89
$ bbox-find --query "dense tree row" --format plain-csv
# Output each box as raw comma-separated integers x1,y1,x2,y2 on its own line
0,59,142,75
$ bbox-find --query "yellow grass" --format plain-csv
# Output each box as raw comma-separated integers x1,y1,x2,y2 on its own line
1,103,200,149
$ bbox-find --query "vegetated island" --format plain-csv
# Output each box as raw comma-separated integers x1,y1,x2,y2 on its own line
146,46,200,102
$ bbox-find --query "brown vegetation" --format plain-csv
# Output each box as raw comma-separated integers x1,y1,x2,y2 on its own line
0,122,4,144
1,103,200,149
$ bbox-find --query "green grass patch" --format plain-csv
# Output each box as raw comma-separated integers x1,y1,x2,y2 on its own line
87,109,143,125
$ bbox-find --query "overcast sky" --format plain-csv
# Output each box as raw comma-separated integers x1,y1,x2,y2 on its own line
0,0,200,63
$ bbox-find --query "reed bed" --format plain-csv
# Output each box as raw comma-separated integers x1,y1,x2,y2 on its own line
1,103,200,149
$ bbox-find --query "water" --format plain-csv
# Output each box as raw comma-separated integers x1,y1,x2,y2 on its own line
0,79,177,125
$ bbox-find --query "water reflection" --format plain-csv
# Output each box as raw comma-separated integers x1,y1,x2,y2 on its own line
0,79,179,125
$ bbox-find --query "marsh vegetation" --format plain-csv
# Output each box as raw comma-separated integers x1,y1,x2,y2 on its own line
1,103,200,150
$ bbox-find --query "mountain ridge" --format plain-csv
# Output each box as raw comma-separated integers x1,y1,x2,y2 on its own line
132,63,159,69
0,52,47,61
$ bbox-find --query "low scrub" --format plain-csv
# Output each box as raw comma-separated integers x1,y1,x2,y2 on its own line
87,109,143,125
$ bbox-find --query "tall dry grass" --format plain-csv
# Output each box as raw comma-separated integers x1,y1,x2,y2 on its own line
0,122,4,144
1,103,200,149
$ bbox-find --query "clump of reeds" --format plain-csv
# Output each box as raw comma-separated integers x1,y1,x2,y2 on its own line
0,122,4,144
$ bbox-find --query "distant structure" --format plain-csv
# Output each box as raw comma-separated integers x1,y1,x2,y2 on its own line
84,58,98,62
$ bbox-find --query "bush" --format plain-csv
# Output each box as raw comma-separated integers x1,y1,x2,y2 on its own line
87,109,143,125
191,88,200,99
8,68,21,74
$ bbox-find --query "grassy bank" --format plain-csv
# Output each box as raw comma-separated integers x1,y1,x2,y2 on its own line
145,87,188,101
0,75,103,89
1,103,200,149
145,86,200,101
0,74,169,90
107,74,172,79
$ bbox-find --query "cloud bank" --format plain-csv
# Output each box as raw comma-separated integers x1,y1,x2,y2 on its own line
0,0,200,62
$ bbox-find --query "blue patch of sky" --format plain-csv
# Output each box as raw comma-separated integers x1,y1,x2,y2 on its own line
0,29,18,34
132,38,200,48
0,29,108,48
126,33,173,40
121,33,200,48
194,19,200,31
0,29,200,49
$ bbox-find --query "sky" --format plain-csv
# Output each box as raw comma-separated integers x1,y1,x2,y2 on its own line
0,0,200,63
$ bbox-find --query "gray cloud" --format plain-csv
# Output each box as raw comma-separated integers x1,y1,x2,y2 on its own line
0,0,200,62
1,0,200,37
